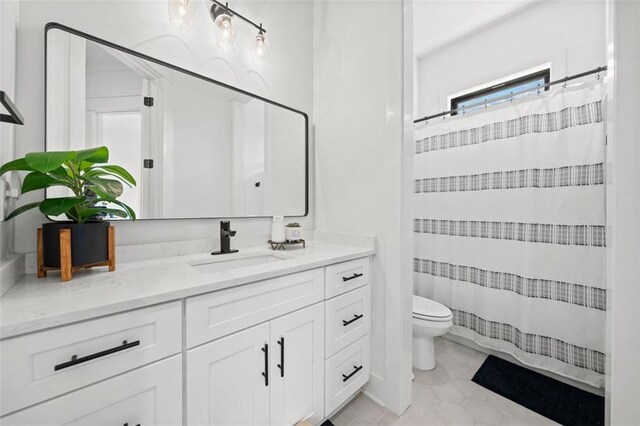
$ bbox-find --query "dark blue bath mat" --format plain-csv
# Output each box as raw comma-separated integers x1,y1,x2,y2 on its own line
472,355,604,426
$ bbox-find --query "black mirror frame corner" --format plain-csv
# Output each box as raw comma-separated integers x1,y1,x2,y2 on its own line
43,22,309,221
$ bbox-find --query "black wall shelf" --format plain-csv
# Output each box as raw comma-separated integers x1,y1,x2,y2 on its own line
0,91,24,125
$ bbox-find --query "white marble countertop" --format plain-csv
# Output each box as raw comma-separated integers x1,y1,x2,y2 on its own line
0,240,375,340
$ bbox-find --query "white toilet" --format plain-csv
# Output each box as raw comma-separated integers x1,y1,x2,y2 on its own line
412,295,453,370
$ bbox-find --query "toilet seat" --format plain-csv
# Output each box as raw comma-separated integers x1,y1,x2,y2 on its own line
412,295,453,322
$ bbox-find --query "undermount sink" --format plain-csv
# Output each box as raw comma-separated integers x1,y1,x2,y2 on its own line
189,253,291,274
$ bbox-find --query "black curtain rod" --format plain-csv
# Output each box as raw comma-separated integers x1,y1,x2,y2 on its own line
211,0,266,34
414,65,608,125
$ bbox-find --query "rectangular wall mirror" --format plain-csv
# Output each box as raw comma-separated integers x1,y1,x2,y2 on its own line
45,23,308,220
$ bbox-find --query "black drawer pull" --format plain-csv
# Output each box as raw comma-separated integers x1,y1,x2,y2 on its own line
277,337,285,377
342,273,363,282
54,340,140,371
122,423,140,426
342,365,363,382
261,344,269,386
342,314,364,327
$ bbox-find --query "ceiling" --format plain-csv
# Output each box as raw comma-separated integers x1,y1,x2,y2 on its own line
413,0,538,59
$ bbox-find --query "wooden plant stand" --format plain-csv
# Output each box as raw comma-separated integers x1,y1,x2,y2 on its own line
37,227,116,282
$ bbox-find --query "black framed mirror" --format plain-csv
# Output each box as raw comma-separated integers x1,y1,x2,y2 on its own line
45,22,308,220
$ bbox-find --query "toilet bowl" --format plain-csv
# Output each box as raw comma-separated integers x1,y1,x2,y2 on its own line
412,295,453,370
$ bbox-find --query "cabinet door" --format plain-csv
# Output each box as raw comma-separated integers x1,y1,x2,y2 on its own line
270,303,324,425
1,355,182,426
187,322,270,426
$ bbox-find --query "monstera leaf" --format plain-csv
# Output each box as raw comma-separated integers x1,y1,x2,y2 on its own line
0,146,136,223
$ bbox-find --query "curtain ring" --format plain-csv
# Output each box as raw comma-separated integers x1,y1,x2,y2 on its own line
562,77,568,89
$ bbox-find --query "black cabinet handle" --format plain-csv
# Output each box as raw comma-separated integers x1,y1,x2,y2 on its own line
342,273,363,282
54,340,140,371
122,423,140,426
342,365,364,382
261,344,269,386
342,314,364,327
277,337,285,377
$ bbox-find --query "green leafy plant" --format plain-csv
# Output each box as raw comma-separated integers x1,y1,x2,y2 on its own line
0,146,136,223
286,222,301,228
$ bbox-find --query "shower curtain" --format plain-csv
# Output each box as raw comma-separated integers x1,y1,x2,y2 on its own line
413,81,606,387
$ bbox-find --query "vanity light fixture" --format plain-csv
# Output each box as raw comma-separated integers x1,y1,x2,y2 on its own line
214,7,236,51
251,25,269,64
209,1,269,60
169,0,194,29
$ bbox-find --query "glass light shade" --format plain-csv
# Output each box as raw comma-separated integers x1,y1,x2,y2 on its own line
251,33,269,64
169,0,194,29
215,13,236,51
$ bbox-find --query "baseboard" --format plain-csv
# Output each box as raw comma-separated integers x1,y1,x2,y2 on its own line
362,372,386,407
443,333,605,397
362,388,386,408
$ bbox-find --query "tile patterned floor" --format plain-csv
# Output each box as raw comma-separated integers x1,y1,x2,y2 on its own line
331,337,559,426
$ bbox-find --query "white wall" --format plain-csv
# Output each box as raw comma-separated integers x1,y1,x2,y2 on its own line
415,0,606,119
605,1,640,423
12,0,313,253
163,76,233,218
314,0,413,415
0,0,19,266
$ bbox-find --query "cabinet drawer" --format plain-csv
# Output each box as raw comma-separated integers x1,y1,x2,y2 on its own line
1,355,182,425
325,285,371,357
325,257,370,299
0,301,182,416
324,334,371,417
186,268,324,348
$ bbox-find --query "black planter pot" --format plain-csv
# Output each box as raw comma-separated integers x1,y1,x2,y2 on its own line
42,221,110,268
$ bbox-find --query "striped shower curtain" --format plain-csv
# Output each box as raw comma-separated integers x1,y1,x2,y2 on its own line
413,81,606,387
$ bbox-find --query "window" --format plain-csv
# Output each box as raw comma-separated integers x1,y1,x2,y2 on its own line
450,69,550,116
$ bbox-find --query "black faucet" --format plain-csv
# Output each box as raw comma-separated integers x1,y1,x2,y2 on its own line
211,220,238,255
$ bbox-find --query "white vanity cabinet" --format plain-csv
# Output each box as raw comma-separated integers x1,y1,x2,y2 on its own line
187,303,324,425
270,303,324,425
0,253,372,426
0,301,182,416
187,322,271,425
185,258,371,425
1,355,183,426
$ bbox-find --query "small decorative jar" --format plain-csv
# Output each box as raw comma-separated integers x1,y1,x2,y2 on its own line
285,222,303,242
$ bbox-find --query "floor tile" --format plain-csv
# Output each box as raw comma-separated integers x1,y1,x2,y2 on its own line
413,363,452,386
463,398,502,424
411,382,440,411
486,393,533,419
436,401,476,426
349,420,378,426
406,405,446,426
349,394,387,423
500,416,531,426
332,405,359,426
334,337,558,426
377,409,411,426
431,382,466,405
453,378,490,400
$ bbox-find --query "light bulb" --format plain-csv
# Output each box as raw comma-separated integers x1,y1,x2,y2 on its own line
215,13,236,51
169,0,193,29
251,32,269,64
